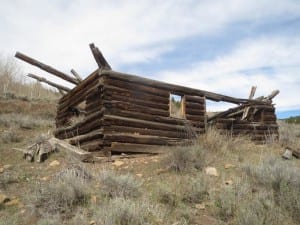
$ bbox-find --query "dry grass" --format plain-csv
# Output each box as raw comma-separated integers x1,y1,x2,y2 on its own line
99,170,142,199
278,120,300,148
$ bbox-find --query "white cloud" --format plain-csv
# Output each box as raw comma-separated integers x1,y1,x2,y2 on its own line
0,0,299,111
158,37,300,111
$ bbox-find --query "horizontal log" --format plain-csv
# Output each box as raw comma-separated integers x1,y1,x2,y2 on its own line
103,76,170,98
103,115,191,132
185,108,206,116
102,71,264,104
185,114,205,122
104,133,180,146
15,52,79,85
66,129,103,145
59,71,100,104
107,109,189,126
103,125,195,139
104,94,169,111
106,143,167,154
103,100,169,117
185,102,206,110
80,140,105,152
185,95,205,104
103,85,169,105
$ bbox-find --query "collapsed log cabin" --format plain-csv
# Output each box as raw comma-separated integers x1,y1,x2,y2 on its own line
15,43,279,156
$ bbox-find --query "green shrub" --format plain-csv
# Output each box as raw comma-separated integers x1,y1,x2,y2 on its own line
182,175,209,204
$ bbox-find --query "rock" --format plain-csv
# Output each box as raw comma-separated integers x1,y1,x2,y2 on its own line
40,176,50,181
0,167,4,173
0,194,10,204
91,195,97,204
136,173,143,177
224,164,235,169
3,164,12,169
282,149,293,160
112,160,124,167
49,160,60,167
5,198,20,207
205,167,219,177
225,180,233,185
89,220,96,225
195,203,206,210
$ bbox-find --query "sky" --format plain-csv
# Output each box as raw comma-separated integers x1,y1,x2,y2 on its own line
0,0,299,118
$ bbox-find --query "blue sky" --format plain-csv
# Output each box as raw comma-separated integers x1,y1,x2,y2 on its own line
0,0,299,118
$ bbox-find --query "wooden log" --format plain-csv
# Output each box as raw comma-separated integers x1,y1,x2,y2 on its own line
66,129,103,145
185,108,206,115
103,100,169,117
89,43,112,70
104,133,179,146
107,109,189,126
104,94,169,111
15,52,79,85
103,125,194,139
185,114,205,122
103,115,191,132
242,86,257,120
103,75,170,98
80,140,105,152
103,85,169,105
48,137,93,162
70,69,83,82
27,73,71,92
103,71,265,104
185,102,206,110
185,95,205,104
106,142,167,154
266,90,280,100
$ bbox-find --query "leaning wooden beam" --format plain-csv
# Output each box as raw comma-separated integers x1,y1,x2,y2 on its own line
70,69,83,82
266,90,280,101
207,104,250,122
27,73,71,92
15,52,79,85
89,43,112,70
242,86,257,120
48,137,93,162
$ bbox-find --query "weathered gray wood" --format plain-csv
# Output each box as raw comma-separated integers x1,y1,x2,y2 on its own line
70,69,83,82
48,137,93,162
89,43,112,70
27,73,71,92
15,52,79,85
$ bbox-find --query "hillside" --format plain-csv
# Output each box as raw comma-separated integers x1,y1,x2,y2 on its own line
1,57,300,225
285,115,300,124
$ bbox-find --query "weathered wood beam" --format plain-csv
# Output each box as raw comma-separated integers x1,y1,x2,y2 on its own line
70,69,83,82
15,52,79,85
27,73,71,92
89,43,112,70
242,86,257,120
207,104,250,122
266,90,280,101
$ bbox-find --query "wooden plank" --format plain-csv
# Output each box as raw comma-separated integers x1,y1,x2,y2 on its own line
80,140,105,152
66,129,103,145
15,52,79,85
185,108,206,116
185,95,205,104
185,114,205,122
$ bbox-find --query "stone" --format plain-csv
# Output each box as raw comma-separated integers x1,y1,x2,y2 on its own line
225,180,233,185
49,160,60,167
195,203,206,210
3,164,12,169
282,149,293,160
5,198,20,207
0,167,4,173
136,173,143,177
40,176,50,181
224,164,235,169
205,167,219,177
91,195,97,204
0,194,10,204
112,160,124,167
89,221,96,225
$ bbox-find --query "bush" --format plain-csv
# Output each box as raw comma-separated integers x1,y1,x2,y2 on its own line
93,198,162,225
32,169,91,215
163,145,206,172
157,184,181,208
213,187,236,222
99,170,142,199
182,175,209,204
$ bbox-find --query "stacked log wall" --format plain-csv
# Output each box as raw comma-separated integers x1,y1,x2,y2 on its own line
100,72,206,153
214,105,279,144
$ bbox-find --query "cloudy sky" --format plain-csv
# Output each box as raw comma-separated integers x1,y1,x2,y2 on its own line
1,0,299,118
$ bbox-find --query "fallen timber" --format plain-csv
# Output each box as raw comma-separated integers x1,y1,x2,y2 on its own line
15,43,280,156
